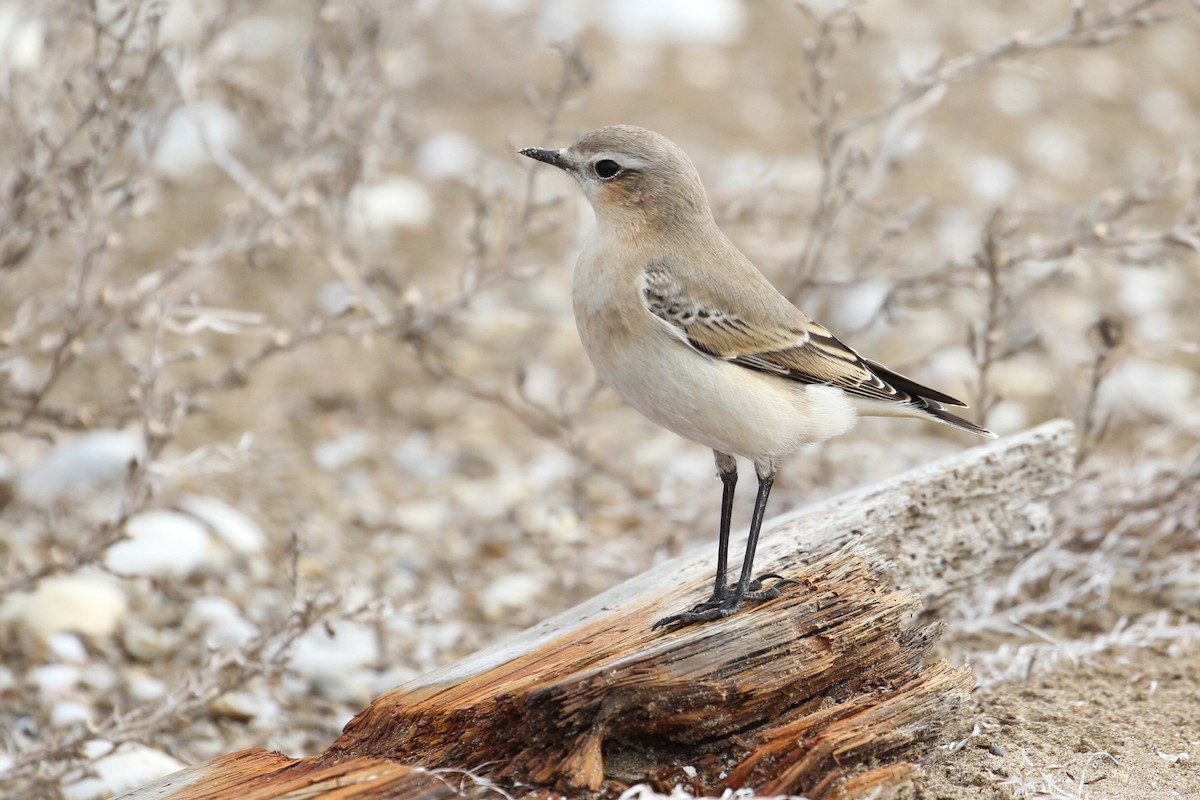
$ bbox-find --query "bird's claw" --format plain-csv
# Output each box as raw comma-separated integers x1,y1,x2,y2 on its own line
746,572,794,592
652,601,740,630
745,572,797,599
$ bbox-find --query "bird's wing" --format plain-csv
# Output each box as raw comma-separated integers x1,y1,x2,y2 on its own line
641,258,968,409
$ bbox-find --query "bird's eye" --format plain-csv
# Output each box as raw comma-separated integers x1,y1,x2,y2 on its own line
593,159,621,179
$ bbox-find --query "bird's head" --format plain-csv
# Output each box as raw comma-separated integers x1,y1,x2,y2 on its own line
520,125,713,232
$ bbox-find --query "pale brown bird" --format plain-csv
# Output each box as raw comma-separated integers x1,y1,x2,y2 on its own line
521,125,995,629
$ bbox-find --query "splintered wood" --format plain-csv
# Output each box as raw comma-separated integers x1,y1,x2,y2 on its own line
119,420,1077,800
332,549,972,797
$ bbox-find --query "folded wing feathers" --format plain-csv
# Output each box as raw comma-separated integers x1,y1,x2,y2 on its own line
642,260,995,437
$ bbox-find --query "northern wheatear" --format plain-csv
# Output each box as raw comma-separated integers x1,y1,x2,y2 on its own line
521,125,995,629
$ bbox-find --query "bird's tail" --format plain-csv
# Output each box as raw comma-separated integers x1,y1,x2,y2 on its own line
860,358,997,439
920,401,997,438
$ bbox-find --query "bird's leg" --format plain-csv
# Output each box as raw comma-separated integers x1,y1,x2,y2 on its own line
689,451,738,611
654,463,788,629
724,464,779,606
738,462,797,598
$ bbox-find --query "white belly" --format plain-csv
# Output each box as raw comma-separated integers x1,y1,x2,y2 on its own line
580,317,858,464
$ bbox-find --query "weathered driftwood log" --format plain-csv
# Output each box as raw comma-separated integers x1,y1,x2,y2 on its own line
121,420,1076,800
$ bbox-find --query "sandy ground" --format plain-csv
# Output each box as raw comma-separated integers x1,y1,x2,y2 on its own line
920,643,1199,799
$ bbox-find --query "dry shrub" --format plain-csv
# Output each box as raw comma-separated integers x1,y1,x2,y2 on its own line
0,1,1197,797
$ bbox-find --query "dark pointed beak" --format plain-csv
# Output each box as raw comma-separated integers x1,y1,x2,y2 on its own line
520,147,571,171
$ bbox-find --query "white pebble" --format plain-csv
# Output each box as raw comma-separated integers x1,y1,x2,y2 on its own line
122,623,180,662
934,208,981,262
187,595,243,628
1102,358,1197,421
518,363,566,410
127,673,168,702
80,663,117,694
924,346,978,395
1024,122,1087,179
392,431,453,479
479,573,547,621
290,623,379,686
152,102,243,179
0,573,128,640
393,499,452,534
179,494,266,555
1156,751,1191,764
63,743,186,800
18,429,143,504
313,431,373,472
50,701,92,728
347,177,433,235
32,664,80,700
896,42,942,82
829,278,892,332
0,664,15,692
518,502,581,543
5,355,48,393
0,6,43,72
984,399,1028,436
81,740,113,759
966,156,1017,203
604,0,745,44
47,632,88,663
186,597,258,648
210,690,279,723
159,0,203,46
206,614,258,650
1165,571,1200,612
105,509,219,578
310,671,371,704
717,152,768,194
1118,267,1177,316
319,280,354,315
415,132,477,181
213,14,306,62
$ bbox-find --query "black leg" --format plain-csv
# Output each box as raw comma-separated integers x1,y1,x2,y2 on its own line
693,451,737,610
653,462,791,630
726,465,774,606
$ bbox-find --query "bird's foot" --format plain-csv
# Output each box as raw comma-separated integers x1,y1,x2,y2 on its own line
743,572,797,601
652,598,741,630
652,573,797,630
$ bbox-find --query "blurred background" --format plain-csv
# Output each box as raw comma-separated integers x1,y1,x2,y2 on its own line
1,1,1197,797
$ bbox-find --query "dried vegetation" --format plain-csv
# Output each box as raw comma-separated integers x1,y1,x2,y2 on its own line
1,1,1197,798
